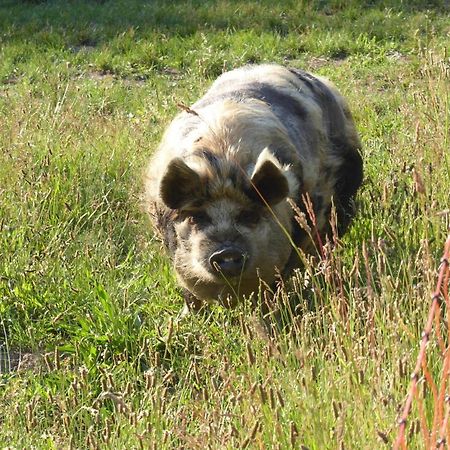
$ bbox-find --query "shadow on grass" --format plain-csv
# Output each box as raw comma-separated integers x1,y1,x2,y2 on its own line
0,0,448,48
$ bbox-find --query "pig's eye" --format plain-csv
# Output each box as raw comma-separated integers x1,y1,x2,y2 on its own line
187,211,211,226
237,210,261,227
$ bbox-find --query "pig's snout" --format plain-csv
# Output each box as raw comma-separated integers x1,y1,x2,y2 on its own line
209,246,247,277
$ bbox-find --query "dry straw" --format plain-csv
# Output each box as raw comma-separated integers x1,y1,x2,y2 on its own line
394,233,450,449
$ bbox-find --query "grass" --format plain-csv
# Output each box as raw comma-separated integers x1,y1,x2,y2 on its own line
0,0,449,448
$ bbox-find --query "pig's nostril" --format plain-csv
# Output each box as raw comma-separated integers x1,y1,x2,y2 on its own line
209,247,246,277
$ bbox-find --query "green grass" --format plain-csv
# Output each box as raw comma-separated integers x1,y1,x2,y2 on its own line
0,0,449,448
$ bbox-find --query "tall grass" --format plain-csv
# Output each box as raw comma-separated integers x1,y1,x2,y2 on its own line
393,235,450,449
0,0,449,448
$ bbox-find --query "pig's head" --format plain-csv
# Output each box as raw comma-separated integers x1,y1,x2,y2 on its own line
158,148,298,305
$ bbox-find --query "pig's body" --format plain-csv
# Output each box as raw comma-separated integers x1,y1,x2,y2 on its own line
145,65,363,310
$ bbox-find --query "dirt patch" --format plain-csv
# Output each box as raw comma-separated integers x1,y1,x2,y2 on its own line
306,55,348,70
85,69,116,82
70,44,97,54
81,69,148,86
386,50,411,63
69,38,98,54
0,349,44,373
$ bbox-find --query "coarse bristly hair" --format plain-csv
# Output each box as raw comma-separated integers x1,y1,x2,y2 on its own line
144,64,363,311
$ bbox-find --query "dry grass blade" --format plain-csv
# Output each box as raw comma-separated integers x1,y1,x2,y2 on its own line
176,102,200,117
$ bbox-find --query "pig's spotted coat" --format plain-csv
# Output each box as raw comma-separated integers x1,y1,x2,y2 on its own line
145,64,363,309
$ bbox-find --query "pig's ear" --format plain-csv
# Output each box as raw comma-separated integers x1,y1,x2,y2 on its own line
160,158,202,209
250,150,289,206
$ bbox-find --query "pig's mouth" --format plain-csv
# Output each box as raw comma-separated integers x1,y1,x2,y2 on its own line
188,266,261,304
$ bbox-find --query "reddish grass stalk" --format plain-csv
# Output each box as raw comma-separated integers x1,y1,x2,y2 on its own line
437,393,450,449
434,302,446,355
393,234,450,449
422,354,439,444
415,387,431,449
435,354,450,447
301,193,325,258
433,242,450,448
439,263,450,448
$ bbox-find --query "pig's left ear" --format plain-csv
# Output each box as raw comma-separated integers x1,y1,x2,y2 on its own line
249,149,289,206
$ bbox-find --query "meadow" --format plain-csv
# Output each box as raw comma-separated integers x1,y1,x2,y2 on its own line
0,0,449,448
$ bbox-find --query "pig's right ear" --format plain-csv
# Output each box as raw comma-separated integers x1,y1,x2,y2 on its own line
160,158,202,209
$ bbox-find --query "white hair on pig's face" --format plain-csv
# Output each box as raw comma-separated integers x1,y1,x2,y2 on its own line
159,147,295,303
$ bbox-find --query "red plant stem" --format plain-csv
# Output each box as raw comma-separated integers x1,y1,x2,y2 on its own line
435,359,450,447
440,261,450,448
434,302,446,355
437,395,450,449
415,388,430,449
393,234,450,450
423,352,439,445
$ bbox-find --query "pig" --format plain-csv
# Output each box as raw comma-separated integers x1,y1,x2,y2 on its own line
144,64,363,312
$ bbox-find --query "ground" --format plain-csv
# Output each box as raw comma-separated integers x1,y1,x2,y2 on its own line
0,0,449,448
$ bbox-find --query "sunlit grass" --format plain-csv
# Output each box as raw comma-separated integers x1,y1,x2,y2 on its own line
0,0,449,448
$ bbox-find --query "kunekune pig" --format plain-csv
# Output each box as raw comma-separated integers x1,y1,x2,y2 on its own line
145,64,363,313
